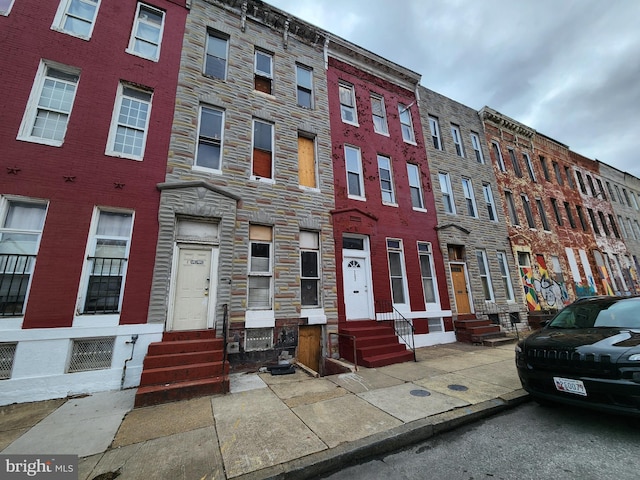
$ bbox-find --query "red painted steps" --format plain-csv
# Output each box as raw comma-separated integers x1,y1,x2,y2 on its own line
339,320,414,368
454,316,510,345
135,329,229,408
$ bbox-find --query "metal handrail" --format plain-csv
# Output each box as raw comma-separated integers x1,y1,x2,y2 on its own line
376,300,417,362
327,331,358,371
221,303,229,366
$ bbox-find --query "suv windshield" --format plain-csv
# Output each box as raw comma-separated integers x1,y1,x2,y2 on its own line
548,297,640,329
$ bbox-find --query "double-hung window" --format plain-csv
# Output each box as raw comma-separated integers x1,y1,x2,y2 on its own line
505,191,519,225
300,231,320,307
491,141,506,172
127,3,165,62
628,218,637,240
252,119,274,180
254,49,273,94
407,164,425,209
476,249,494,301
399,104,415,143
204,31,228,79
298,134,317,189
296,65,313,108
345,145,364,199
195,105,224,171
339,83,357,124
618,215,627,238
614,185,624,203
523,153,536,182
0,199,47,317
82,210,132,314
497,251,515,301
439,173,455,214
536,198,550,231
106,83,152,160
461,178,477,217
470,132,484,163
387,239,408,306
482,183,497,221
1,0,15,15
248,225,272,309
451,124,464,156
370,94,388,134
521,194,535,228
377,155,395,204
18,61,80,146
53,0,100,38
428,116,442,150
418,242,437,305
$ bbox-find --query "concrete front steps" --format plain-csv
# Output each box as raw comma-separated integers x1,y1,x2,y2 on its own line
339,320,414,368
454,315,516,346
134,329,229,408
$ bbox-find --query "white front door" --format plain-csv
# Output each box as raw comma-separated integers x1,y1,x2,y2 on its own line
170,247,217,331
342,254,374,320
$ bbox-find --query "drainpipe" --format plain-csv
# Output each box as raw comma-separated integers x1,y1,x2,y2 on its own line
121,334,138,389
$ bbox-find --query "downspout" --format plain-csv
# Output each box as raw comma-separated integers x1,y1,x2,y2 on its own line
121,334,138,389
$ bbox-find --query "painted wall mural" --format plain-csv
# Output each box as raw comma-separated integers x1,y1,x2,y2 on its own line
519,253,572,312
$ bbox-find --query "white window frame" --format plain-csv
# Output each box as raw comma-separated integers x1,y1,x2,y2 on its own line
370,93,388,135
52,0,101,39
491,141,506,172
204,30,229,80
451,124,464,157
296,64,313,109
618,215,627,238
461,178,478,218
386,238,409,308
105,83,152,161
635,220,640,239
377,155,396,205
417,241,438,307
634,193,640,210
496,251,515,301
248,225,273,310
345,145,365,200
78,208,133,315
407,164,425,210
470,132,484,163
339,82,358,125
17,60,80,147
398,104,416,143
476,249,495,302
523,153,537,182
627,218,636,240
428,116,442,150
0,0,15,15
300,231,320,308
254,49,273,94
439,172,455,214
482,183,498,222
194,105,224,172
251,119,274,181
126,2,165,62
0,197,48,318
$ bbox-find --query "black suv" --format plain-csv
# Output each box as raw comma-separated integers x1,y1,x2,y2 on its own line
516,296,640,416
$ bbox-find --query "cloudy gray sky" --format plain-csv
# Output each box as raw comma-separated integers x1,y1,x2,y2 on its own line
267,0,640,178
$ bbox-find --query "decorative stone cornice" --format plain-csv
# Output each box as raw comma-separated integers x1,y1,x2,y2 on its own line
435,223,470,234
479,106,535,139
157,180,241,202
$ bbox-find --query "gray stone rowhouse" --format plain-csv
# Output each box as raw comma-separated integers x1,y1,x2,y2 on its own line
596,161,640,294
147,0,337,368
418,87,526,329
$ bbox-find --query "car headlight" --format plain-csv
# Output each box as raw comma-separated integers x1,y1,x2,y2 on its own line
628,354,640,361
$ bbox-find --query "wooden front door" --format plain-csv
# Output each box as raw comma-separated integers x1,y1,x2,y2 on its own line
450,263,471,314
298,325,322,373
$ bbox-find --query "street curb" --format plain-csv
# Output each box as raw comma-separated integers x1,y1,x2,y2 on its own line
233,390,531,480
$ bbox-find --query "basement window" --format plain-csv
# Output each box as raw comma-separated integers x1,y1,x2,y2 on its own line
68,337,115,372
245,328,273,352
0,343,17,379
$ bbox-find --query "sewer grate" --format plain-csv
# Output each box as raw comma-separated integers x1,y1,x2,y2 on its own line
409,389,431,397
447,384,469,391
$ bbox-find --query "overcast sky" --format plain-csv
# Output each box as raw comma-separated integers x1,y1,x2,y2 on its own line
267,0,640,178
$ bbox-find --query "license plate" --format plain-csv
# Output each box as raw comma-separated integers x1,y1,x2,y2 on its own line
553,377,587,396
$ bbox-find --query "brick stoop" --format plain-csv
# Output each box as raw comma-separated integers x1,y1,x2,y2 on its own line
339,320,414,368
134,329,229,408
454,316,509,345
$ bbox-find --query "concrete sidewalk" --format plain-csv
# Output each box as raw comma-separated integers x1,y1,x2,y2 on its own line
0,342,528,480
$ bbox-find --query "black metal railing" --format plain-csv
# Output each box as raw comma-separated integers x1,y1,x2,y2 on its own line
376,300,416,362
83,257,126,314
221,303,229,365
0,254,35,317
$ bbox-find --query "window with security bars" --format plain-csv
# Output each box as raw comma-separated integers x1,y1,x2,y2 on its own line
68,338,115,372
0,200,47,316
245,328,273,351
82,210,132,314
0,343,17,379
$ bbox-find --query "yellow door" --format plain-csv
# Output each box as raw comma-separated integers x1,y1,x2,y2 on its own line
450,264,471,314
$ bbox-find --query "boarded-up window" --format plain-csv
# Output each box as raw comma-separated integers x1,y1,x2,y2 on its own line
298,135,316,188
253,120,273,178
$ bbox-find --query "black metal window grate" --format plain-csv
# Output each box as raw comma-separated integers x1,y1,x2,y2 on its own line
83,257,125,314
245,328,273,352
0,343,17,379
0,254,35,316
68,338,115,373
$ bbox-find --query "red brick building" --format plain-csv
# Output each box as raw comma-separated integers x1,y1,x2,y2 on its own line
327,40,454,365
0,0,188,404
